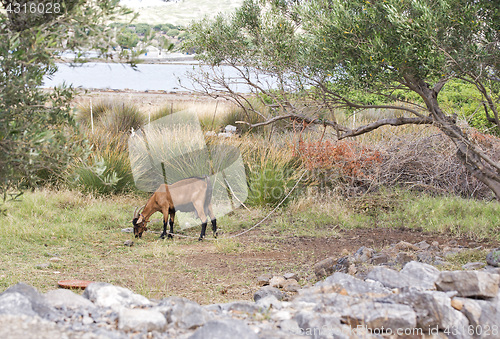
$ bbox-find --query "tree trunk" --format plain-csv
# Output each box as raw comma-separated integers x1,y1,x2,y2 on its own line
421,82,500,200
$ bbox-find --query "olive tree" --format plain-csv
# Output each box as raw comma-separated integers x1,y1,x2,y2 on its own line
0,0,138,197
186,0,500,200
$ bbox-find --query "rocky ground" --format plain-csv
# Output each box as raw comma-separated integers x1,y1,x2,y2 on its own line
2,242,500,339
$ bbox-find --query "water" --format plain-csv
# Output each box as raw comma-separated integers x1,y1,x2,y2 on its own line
43,62,269,93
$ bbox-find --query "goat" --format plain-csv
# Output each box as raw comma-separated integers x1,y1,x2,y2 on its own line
132,176,217,241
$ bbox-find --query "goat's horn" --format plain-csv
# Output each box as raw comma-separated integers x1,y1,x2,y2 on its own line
133,205,145,219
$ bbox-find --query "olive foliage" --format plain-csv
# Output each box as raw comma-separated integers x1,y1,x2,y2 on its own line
187,0,500,200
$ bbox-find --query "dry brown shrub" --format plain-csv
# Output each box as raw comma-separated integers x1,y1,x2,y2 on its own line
378,128,500,199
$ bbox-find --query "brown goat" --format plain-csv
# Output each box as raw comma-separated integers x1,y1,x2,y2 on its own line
132,176,216,241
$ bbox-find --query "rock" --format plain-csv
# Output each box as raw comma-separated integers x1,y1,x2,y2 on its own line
317,272,390,297
82,282,151,311
435,271,500,298
394,241,420,251
158,297,211,329
123,240,134,247
313,257,335,279
189,319,258,339
352,246,375,263
455,296,500,329
283,272,298,280
255,295,281,310
294,310,346,338
269,276,287,288
0,314,97,339
451,298,463,311
49,257,61,262
370,252,390,265
379,288,469,331
121,228,133,233
415,241,431,250
254,286,287,302
400,261,440,290
257,273,272,286
283,279,301,292
341,302,417,331
486,248,500,267
396,251,416,265
118,308,166,332
0,292,37,317
367,266,433,290
221,301,262,315
44,289,95,310
461,261,486,270
0,283,56,320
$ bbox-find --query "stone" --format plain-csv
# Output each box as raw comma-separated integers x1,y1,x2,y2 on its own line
414,241,431,250
0,292,37,317
254,286,286,302
317,272,390,297
394,241,420,251
123,240,134,247
341,302,417,331
121,227,133,233
400,261,440,290
461,261,486,270
486,248,500,267
159,297,211,329
455,297,500,329
435,271,500,298
189,319,258,339
0,283,56,320
396,251,416,265
283,279,301,292
370,253,390,265
451,298,463,311
257,273,272,286
221,301,262,315
283,272,298,280
255,295,282,310
313,257,335,279
269,276,287,288
82,282,151,311
352,246,375,263
379,288,469,331
294,310,346,338
44,289,95,310
118,308,166,332
366,266,433,290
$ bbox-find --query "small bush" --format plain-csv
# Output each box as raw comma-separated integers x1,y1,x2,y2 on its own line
295,139,382,194
70,148,135,195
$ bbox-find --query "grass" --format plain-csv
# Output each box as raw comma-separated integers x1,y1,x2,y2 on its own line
0,188,498,302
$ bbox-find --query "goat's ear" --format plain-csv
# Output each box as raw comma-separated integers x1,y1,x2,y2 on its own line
132,218,138,226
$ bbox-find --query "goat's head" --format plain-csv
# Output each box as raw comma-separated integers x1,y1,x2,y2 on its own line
132,205,147,238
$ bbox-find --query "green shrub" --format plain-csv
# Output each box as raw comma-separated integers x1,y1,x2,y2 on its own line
71,148,135,195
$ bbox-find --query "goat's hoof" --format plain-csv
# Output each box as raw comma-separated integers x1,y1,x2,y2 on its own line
198,237,204,241
167,233,174,239
213,232,218,238
159,233,166,240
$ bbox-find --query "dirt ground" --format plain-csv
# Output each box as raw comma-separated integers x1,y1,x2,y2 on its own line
71,89,220,114
128,226,497,304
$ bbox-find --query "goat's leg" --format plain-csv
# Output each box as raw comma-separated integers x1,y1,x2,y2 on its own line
194,201,208,241
168,211,174,239
207,204,217,238
159,217,168,239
